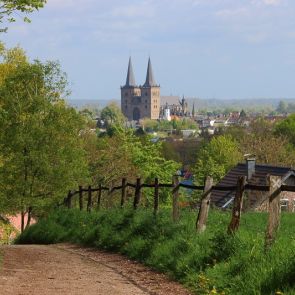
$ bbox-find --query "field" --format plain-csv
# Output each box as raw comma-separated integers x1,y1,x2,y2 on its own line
17,208,295,295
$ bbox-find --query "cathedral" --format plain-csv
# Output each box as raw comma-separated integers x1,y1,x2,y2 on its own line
121,57,160,121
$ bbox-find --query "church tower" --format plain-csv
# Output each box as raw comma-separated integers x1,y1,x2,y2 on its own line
121,57,160,121
140,58,160,120
121,57,141,121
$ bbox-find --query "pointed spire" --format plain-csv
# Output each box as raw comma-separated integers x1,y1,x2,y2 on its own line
144,57,157,87
125,57,136,87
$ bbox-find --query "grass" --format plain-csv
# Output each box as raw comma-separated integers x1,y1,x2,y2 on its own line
16,208,295,295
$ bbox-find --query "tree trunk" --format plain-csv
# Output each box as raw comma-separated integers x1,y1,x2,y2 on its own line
25,207,32,229
21,210,25,233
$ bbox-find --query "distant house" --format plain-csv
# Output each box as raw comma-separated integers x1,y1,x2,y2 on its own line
211,158,295,212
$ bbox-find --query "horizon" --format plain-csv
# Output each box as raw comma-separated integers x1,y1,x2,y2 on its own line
2,0,295,100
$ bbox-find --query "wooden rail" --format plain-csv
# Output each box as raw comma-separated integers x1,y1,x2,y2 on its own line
63,175,295,249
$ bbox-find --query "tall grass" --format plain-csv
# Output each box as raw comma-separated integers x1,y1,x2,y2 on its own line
16,208,295,295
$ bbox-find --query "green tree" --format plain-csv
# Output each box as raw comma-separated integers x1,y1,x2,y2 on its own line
275,114,295,145
0,51,88,230
83,127,180,206
276,100,287,114
100,102,126,135
225,118,295,166
194,135,242,183
100,103,125,125
0,0,46,32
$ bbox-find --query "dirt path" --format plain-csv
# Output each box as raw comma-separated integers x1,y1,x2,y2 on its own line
0,244,192,295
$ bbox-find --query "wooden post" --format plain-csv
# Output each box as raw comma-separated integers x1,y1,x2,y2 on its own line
67,190,72,209
107,183,113,209
172,175,180,222
79,186,83,211
228,176,246,234
265,175,282,249
87,185,92,212
154,178,159,216
133,178,141,209
121,178,127,208
196,176,213,233
97,184,102,210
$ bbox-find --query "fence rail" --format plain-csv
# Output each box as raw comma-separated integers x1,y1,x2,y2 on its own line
63,175,295,249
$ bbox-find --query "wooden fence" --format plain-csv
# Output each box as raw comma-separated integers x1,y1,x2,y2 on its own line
63,175,295,249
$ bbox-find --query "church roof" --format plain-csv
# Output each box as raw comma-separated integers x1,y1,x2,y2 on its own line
161,96,180,106
124,57,136,87
143,57,158,87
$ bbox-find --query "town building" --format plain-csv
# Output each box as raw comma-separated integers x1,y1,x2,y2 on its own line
121,57,160,121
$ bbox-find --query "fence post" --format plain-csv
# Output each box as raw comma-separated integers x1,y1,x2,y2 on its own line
107,183,113,209
97,184,102,210
154,178,159,216
133,178,141,209
67,190,72,209
87,185,92,212
172,175,180,222
265,175,282,249
79,186,83,211
228,176,246,234
196,176,213,233
121,178,127,208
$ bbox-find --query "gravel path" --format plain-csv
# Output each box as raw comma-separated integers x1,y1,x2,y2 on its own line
0,244,192,295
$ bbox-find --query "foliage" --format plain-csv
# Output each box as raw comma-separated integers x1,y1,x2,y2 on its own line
0,45,88,221
0,219,17,244
275,114,295,146
225,119,295,167
0,0,46,32
276,101,287,114
82,127,180,205
194,135,242,183
17,208,295,295
100,102,126,130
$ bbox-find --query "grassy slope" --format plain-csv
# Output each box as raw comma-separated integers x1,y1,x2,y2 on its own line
16,208,295,295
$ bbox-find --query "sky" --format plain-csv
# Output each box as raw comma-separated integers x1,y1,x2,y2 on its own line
2,0,295,100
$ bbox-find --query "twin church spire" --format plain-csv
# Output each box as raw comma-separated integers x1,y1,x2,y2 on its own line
125,57,136,87
124,57,158,88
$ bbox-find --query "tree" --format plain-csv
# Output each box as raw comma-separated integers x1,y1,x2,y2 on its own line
82,126,180,206
240,109,247,118
194,135,242,183
0,0,46,32
226,118,295,167
0,48,88,230
276,100,287,114
100,103,126,135
100,103,125,125
275,114,295,146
